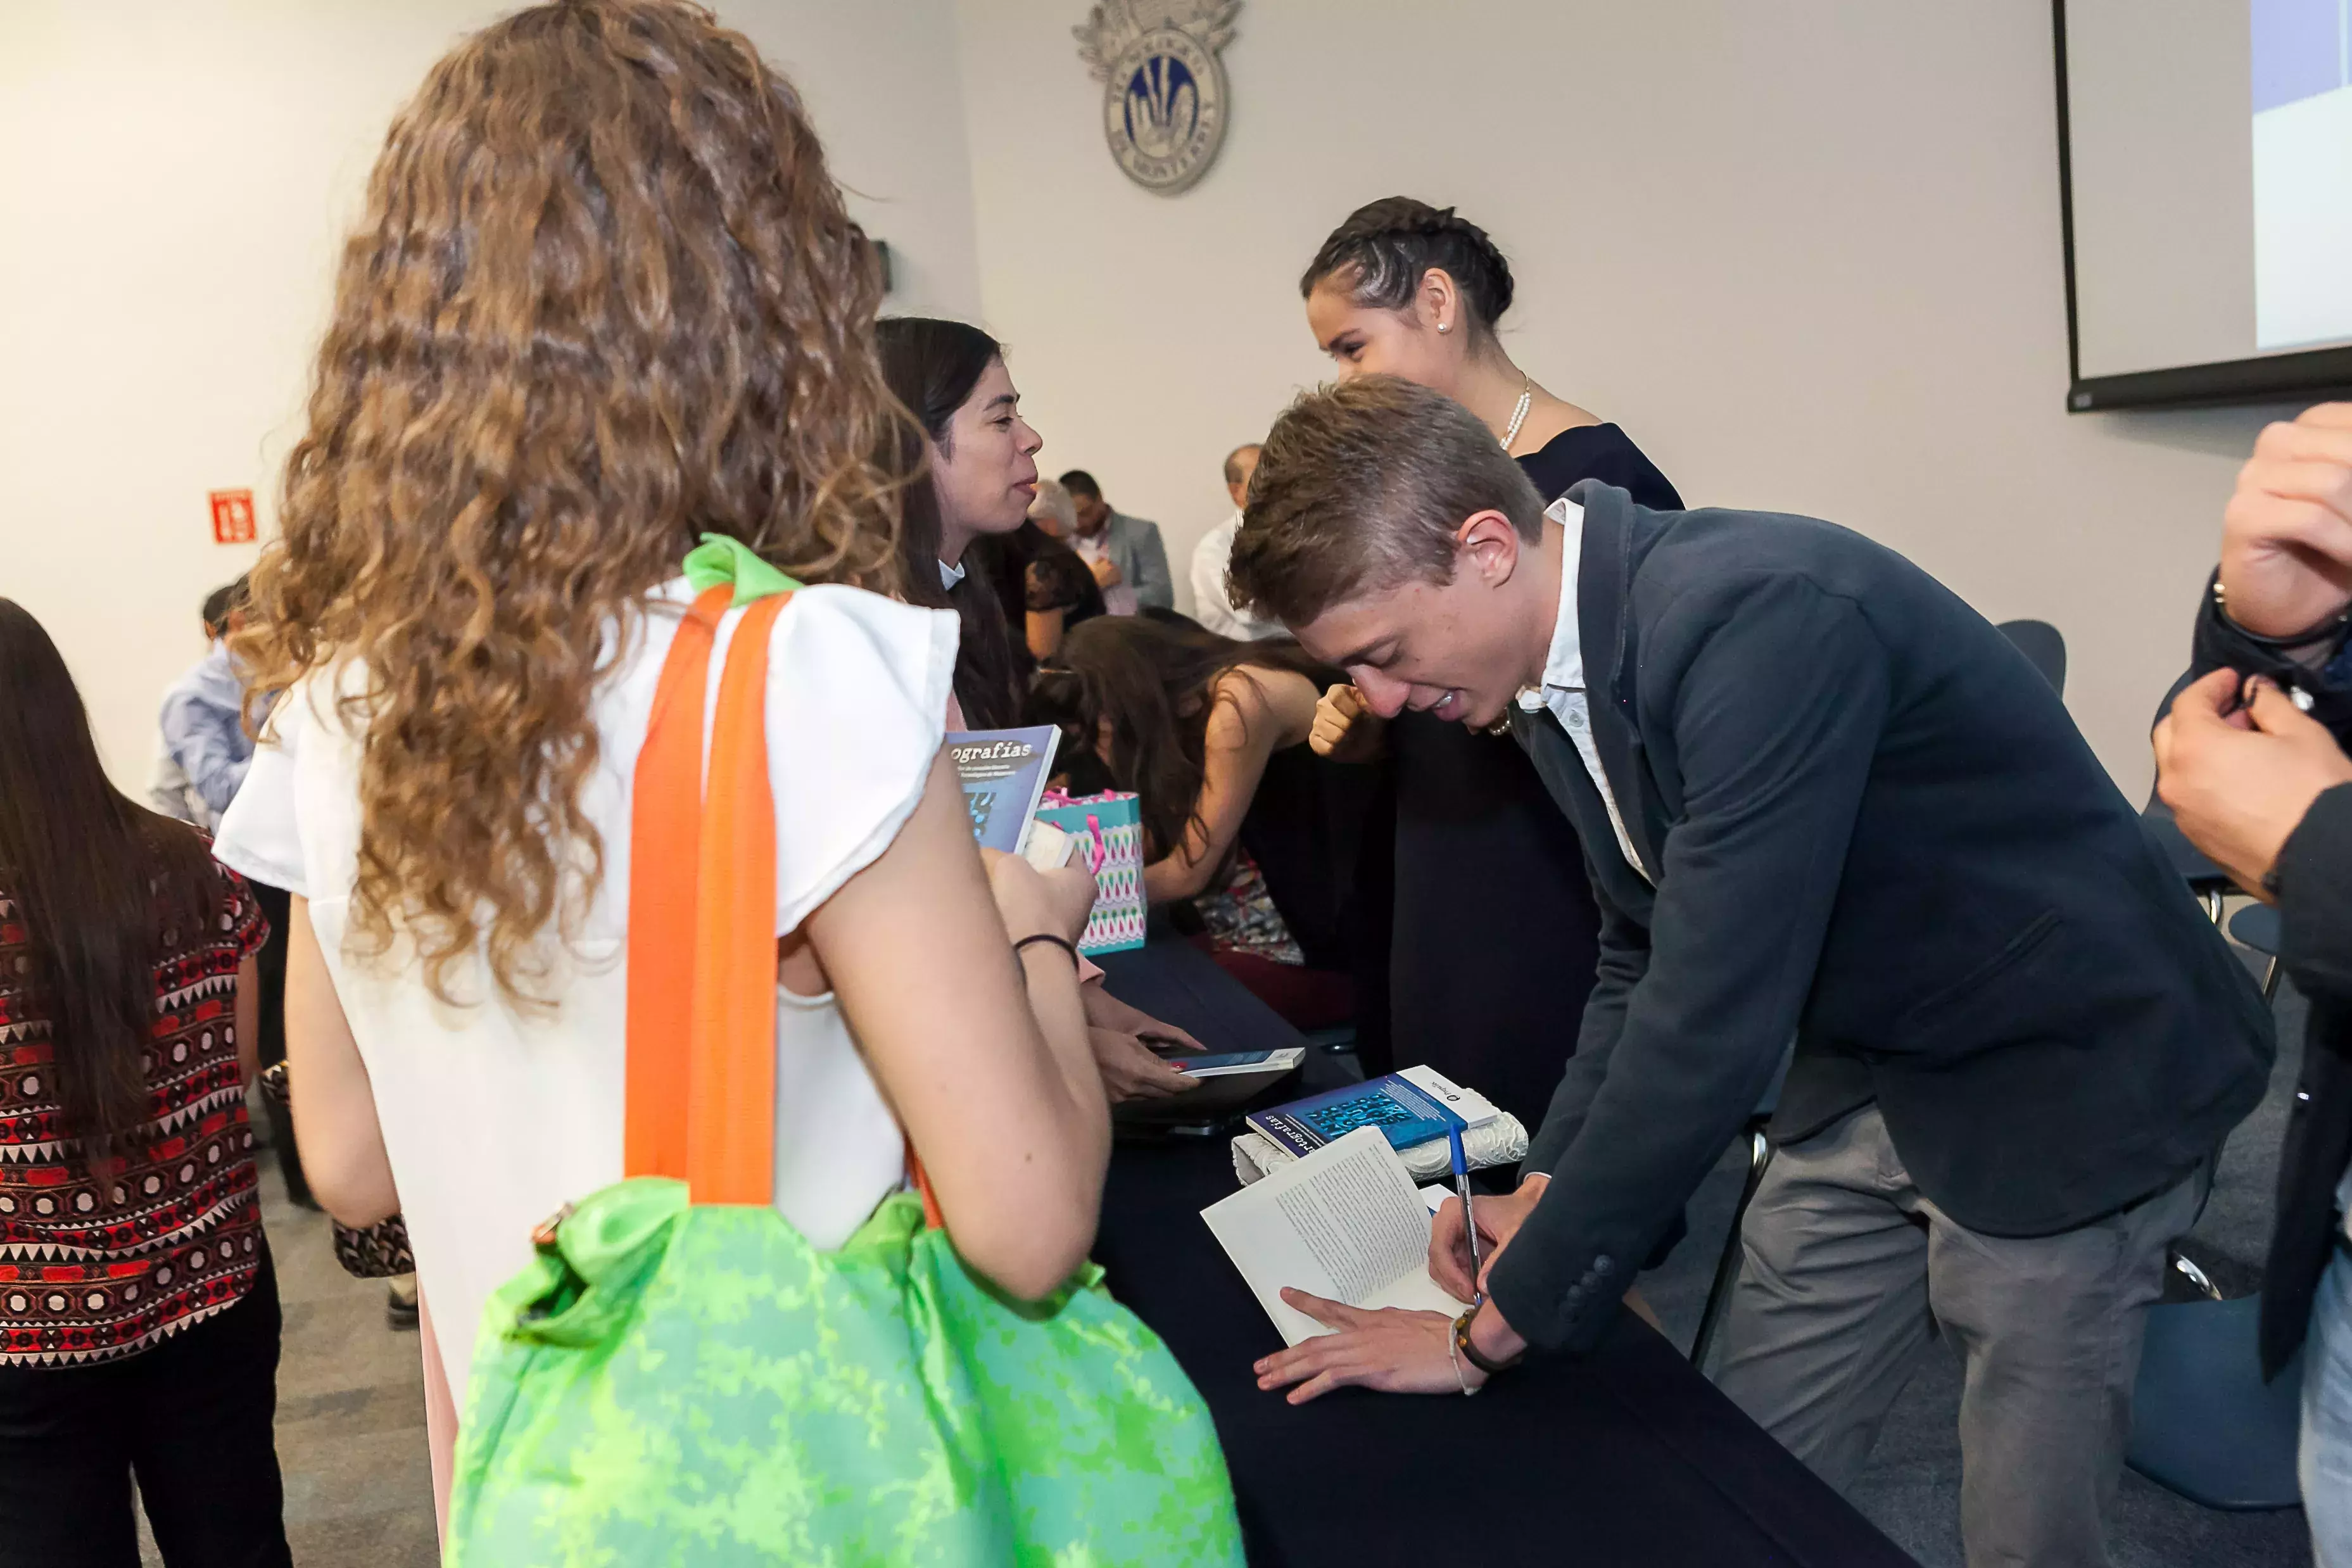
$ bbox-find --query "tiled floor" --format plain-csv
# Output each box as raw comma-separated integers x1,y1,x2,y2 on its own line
1641,948,2316,1568
139,1158,441,1566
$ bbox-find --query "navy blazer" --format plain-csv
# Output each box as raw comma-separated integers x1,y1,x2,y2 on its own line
1488,483,2273,1355
2180,584,2352,1376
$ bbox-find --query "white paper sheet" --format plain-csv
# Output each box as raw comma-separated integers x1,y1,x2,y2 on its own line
1202,1127,1470,1344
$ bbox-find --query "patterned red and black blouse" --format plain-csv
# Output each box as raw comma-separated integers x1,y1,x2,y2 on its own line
0,869,269,1364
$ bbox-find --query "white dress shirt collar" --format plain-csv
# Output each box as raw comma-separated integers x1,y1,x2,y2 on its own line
1514,498,1650,881
937,557,966,591
1519,498,1587,711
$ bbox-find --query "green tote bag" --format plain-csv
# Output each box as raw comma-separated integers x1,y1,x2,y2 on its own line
446,547,1245,1567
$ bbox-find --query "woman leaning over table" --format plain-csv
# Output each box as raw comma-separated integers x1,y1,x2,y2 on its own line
1028,614,1369,1033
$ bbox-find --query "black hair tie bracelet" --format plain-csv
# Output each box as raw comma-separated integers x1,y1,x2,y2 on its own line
1014,933,1081,966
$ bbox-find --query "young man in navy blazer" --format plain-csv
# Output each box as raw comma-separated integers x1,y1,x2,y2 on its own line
1234,376,2272,1568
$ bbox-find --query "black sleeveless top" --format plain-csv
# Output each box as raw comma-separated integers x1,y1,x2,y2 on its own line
1516,424,1683,514
1375,423,1681,1126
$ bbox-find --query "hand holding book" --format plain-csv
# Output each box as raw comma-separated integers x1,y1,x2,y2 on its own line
979,849,1094,950
1253,1293,1472,1404
1089,1028,1199,1101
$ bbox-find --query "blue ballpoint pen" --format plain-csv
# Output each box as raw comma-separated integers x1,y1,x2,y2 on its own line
1448,1125,1482,1303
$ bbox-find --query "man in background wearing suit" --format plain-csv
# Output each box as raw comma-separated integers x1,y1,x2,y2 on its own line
1059,467,1173,614
1230,376,2272,1568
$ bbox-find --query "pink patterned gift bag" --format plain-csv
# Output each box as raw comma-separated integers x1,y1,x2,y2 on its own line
1035,788,1148,954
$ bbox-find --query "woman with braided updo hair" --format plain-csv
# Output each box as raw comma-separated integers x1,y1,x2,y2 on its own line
1291,196,1685,1149
1303,198,1627,477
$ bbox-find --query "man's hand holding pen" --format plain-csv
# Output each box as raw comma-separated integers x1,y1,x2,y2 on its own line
1429,1174,1547,1301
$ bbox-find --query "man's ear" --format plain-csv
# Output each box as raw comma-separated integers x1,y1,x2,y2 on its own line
1454,510,1524,586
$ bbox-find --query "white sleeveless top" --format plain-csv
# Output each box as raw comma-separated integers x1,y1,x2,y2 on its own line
214,581,955,1404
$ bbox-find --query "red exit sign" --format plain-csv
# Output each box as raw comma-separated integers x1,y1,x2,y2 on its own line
209,490,256,545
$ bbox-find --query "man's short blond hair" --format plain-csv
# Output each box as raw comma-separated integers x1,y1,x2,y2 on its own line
1226,376,1541,627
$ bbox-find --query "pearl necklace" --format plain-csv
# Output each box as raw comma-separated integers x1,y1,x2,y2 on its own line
1500,374,1533,453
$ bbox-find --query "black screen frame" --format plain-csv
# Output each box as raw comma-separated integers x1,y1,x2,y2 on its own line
2054,0,2352,412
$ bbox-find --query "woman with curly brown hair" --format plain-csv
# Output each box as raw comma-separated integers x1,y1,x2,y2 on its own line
212,0,1106,1458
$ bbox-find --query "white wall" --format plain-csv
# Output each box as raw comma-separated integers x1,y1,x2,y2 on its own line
953,0,2287,799
3,0,2298,801
0,0,980,788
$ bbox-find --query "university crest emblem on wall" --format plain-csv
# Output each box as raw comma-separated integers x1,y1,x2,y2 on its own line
1073,0,1239,194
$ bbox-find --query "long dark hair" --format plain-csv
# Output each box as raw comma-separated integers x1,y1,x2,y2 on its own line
1027,616,1329,864
1300,197,1515,339
0,601,218,1166
876,315,1023,728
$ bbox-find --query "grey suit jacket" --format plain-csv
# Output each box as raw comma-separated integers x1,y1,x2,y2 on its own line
1103,511,1173,611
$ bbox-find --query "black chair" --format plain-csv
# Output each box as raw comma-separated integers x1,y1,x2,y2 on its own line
1690,1046,1793,1370
2124,905,2298,1509
2229,902,2285,1002
1997,618,2067,697
2144,799,2236,926
2126,1253,2306,1510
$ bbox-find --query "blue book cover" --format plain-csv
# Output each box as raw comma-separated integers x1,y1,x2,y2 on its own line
947,726,1061,854
1244,1065,1499,1160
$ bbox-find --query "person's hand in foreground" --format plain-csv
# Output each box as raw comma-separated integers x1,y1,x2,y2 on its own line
2156,671,2352,897
1310,683,1389,764
1079,985,1204,1103
1253,1181,1546,1405
983,848,1098,944
1081,983,1209,1054
1087,1028,1198,1101
1255,1295,1479,1401
2220,403,2352,637
1254,1289,1536,1403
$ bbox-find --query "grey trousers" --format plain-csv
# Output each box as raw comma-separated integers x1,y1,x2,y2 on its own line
1710,1106,2205,1568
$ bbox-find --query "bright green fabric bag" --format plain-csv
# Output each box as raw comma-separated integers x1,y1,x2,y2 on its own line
445,549,1244,1566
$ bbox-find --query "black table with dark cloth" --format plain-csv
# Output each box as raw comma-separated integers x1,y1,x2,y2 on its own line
1094,940,1916,1568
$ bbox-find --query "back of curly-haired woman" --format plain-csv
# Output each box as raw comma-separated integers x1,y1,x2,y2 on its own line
213,0,1109,1539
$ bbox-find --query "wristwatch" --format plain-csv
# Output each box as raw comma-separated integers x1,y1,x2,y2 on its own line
1453,1306,1524,1379
2214,578,2352,654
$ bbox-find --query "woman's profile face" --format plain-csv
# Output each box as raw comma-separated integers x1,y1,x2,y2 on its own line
1306,279,1458,395
932,356,1042,544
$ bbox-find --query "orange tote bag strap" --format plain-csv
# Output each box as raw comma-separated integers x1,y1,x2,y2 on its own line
623,586,731,1182
904,1141,945,1230
684,591,792,1203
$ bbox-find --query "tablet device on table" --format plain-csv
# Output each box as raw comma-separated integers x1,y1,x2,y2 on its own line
1113,1046,1306,1128
1154,1048,1305,1078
